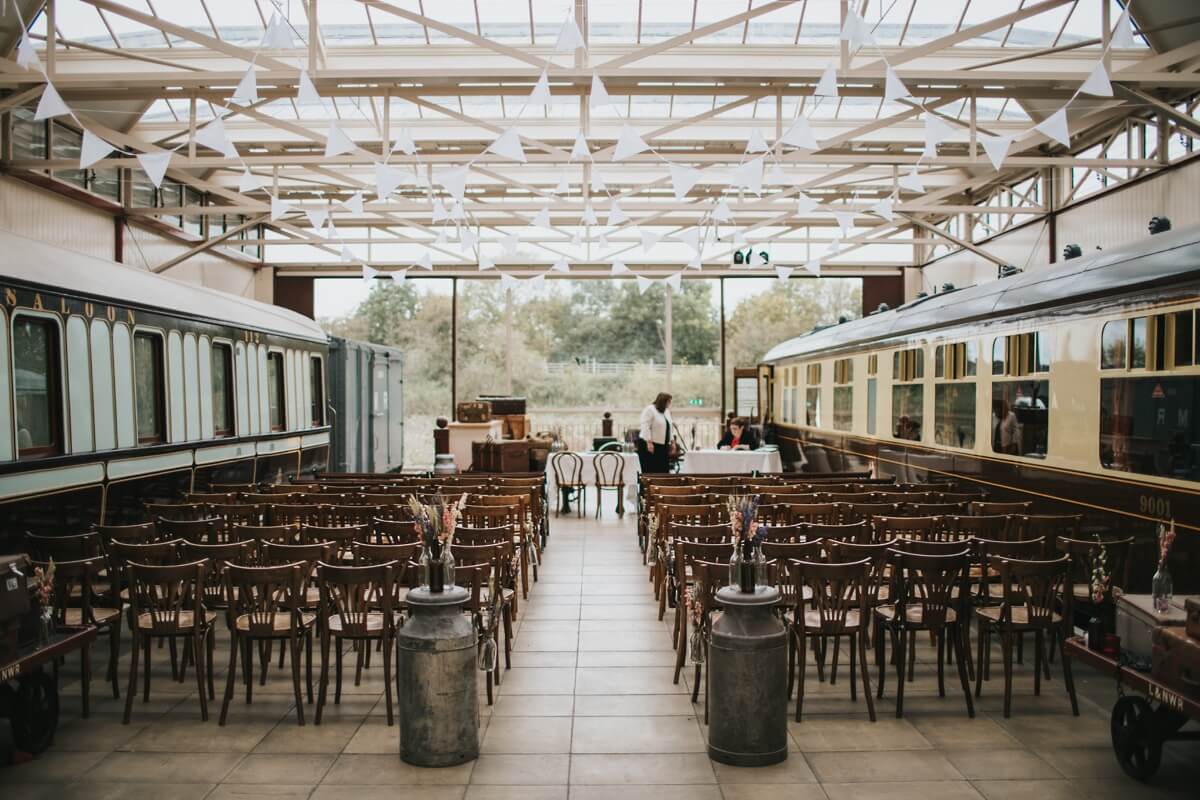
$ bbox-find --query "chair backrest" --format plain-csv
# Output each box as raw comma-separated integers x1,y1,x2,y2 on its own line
462,503,521,533
108,538,181,568
126,559,207,635
945,514,1012,542
939,491,985,504
761,540,824,562
270,503,332,527
185,491,235,505
157,516,221,544
841,502,899,524
825,539,897,606
658,502,725,528
260,540,335,568
789,557,872,632
207,503,265,530
374,517,417,544
800,521,871,544
145,502,205,522
594,451,625,486
820,492,873,504
352,541,422,567
225,562,306,636
96,522,158,546
180,540,254,607
992,555,1071,629
889,549,970,628
325,505,382,527
1054,534,1134,594
550,451,584,485
875,515,942,541
46,556,107,625
676,539,735,570
759,522,809,543
783,502,841,525
1019,513,1083,543
755,503,799,526
689,559,726,620
891,538,970,556
317,561,397,636
907,502,967,517
970,500,1032,516
243,492,301,505
26,532,104,561
666,521,731,542
234,523,299,546
300,523,370,548
455,525,513,546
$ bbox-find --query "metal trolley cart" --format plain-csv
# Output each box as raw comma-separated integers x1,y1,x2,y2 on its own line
1,625,97,754
1064,636,1200,781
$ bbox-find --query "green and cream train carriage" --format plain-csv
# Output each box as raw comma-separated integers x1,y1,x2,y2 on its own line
760,222,1200,588
0,231,332,549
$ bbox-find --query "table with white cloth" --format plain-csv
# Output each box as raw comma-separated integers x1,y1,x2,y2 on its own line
680,449,784,475
544,451,640,513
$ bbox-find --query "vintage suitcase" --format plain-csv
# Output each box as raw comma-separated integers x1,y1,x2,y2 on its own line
1116,594,1192,661
1188,598,1200,640
476,440,531,473
1151,626,1200,702
479,396,526,416
457,401,492,423
0,554,35,665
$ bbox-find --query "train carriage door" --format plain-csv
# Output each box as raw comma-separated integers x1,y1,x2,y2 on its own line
758,365,774,426
65,316,93,453
371,350,388,471
386,350,404,471
732,367,760,423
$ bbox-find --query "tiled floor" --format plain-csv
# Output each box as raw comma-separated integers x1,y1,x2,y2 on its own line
3,503,1196,799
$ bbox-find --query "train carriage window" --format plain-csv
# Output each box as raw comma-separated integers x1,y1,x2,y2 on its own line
1102,320,1127,369
992,380,1049,458
992,338,1005,375
266,351,286,432
212,343,235,437
866,378,877,436
310,355,325,426
12,316,62,458
1100,376,1199,481
935,345,944,379
805,387,821,427
892,385,923,441
1131,317,1147,369
832,358,852,431
935,385,976,449
133,332,166,445
1168,310,1192,367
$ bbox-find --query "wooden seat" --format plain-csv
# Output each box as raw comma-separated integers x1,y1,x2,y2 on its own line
594,450,627,517
48,556,121,715
550,452,588,517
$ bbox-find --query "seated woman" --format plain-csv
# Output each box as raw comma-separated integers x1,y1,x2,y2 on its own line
717,417,759,450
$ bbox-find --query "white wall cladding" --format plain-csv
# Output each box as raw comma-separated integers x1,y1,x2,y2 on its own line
920,157,1200,298
123,225,258,299
0,177,111,260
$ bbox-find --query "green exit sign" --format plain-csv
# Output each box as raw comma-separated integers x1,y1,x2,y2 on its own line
689,398,704,406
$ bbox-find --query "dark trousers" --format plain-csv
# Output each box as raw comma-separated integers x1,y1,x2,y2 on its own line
637,438,671,474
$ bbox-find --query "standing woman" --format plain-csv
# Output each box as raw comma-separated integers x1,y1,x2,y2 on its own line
638,392,674,474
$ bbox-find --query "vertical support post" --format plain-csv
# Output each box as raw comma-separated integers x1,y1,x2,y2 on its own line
1045,166,1058,264
719,277,727,422
664,286,673,393
504,286,514,395
188,95,197,160
969,93,977,160
451,276,458,420
839,0,849,71
46,0,56,79
308,0,320,74
1102,0,1112,72
113,216,124,264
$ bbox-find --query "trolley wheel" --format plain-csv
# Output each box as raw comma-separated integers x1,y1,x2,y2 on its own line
1111,695,1162,781
10,672,59,754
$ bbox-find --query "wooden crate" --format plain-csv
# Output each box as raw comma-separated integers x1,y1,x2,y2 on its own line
502,415,529,440
1152,626,1200,702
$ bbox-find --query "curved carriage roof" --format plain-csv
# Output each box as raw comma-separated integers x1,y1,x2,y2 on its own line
0,230,327,344
762,224,1200,364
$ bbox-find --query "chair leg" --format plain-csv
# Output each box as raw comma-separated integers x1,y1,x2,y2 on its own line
220,631,239,726
951,623,975,719
290,635,306,726
894,628,907,718
830,634,841,685
80,643,91,719
123,631,140,724
335,639,344,704
503,605,513,670
874,621,886,700
858,630,876,722
315,632,331,725
936,630,946,697
142,635,152,703
673,611,687,685
355,642,365,687
974,620,987,699
108,620,121,699
1058,629,1080,716
849,631,857,702
306,631,314,703
691,662,701,704
796,627,808,722
1033,629,1043,697
243,638,254,705
382,634,394,726
1001,628,1014,718
193,633,208,722
207,628,216,701
907,629,917,683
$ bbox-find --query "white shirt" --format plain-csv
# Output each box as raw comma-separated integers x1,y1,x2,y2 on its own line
639,404,673,445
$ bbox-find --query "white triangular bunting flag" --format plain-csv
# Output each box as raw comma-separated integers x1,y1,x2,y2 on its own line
239,168,266,193
713,198,733,222
16,34,40,71
439,166,469,201
450,200,466,221
460,227,478,252
803,258,821,276
827,238,842,256
479,253,496,271
669,163,704,201
532,207,552,229
746,128,769,153
305,208,328,232
570,131,589,161
551,257,570,273
1034,107,1070,147
339,191,364,215
555,16,586,51
193,117,233,157
529,273,546,290
270,194,293,221
1113,9,1136,49
262,13,294,49
326,222,340,240
487,128,526,163
639,228,663,252
607,199,629,226
297,70,322,107
135,151,172,188
232,66,259,105
797,193,818,215
392,128,417,156
840,8,875,52
980,134,1013,170
34,83,70,121
501,233,520,256
898,167,924,193
431,198,449,222
815,63,838,98
553,172,570,194
870,196,895,222
613,124,650,162
390,270,407,284
780,116,819,151
375,162,405,198
571,229,582,247
581,204,598,225
361,264,378,282
679,227,701,252
590,170,606,193
766,164,788,185
499,273,517,291
884,66,911,104
415,252,433,270
923,113,955,158
1080,61,1112,98
529,70,553,108
79,129,114,169
325,122,357,157
598,233,609,250
636,275,653,294
611,260,629,275
589,73,610,109
687,253,703,270
775,265,793,281
733,158,764,195
664,272,681,293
